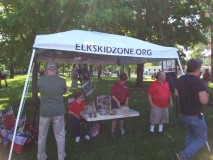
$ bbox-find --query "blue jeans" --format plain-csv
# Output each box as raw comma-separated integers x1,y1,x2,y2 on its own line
71,79,78,90
180,114,207,160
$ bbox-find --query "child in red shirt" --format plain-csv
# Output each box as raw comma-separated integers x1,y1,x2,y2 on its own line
111,73,129,137
68,91,90,142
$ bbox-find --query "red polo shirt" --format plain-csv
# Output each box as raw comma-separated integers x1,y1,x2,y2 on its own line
111,81,129,103
148,80,171,108
68,100,87,119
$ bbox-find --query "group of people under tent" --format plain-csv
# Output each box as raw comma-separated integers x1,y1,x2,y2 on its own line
36,58,210,160
70,64,103,91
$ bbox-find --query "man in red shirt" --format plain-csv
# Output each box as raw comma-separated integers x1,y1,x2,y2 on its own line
111,73,129,137
148,71,173,134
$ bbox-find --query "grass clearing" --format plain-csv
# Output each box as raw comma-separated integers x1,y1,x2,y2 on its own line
0,75,213,160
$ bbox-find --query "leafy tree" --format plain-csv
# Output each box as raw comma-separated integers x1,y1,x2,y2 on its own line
0,0,211,85
189,43,211,67
0,0,66,77
144,62,161,67
124,0,210,86
189,43,207,59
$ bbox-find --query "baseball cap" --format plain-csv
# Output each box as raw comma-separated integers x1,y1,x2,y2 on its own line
47,62,57,70
119,73,127,81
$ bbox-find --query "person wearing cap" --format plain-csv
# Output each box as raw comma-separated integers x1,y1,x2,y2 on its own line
175,59,209,160
37,62,67,160
111,73,129,137
148,71,173,135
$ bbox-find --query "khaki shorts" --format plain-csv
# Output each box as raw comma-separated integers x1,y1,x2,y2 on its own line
150,106,169,124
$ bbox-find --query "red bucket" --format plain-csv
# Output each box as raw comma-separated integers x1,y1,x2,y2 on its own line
6,141,24,154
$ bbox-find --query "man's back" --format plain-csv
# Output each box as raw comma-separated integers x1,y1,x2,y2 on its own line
37,75,66,117
176,74,205,115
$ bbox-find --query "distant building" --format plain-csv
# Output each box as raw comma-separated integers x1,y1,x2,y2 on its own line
144,66,162,75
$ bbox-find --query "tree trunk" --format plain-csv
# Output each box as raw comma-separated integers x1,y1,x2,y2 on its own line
211,19,213,82
135,64,144,87
120,65,124,74
62,64,65,75
89,65,93,77
32,61,39,106
128,66,131,78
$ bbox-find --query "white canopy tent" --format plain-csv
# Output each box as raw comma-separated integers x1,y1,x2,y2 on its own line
33,30,180,65
8,30,183,159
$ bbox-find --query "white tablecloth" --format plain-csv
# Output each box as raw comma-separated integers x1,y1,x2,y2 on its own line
81,109,140,122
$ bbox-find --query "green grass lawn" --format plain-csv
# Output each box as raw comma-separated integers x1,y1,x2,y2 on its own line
0,75,213,160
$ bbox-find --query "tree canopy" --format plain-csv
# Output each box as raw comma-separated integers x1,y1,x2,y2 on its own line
0,0,211,80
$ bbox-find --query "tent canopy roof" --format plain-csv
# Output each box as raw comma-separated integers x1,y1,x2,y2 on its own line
33,30,178,65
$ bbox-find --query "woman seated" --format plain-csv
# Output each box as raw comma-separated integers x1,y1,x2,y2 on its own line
68,91,90,143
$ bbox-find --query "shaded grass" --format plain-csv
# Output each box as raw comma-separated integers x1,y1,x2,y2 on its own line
0,75,213,160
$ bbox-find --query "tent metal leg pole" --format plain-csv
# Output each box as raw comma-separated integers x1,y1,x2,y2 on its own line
177,59,184,75
22,63,34,112
8,49,36,160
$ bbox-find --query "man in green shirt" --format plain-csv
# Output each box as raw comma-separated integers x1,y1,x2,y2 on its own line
37,62,67,160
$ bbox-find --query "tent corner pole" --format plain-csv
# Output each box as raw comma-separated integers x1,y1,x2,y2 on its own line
8,49,36,160
177,58,184,75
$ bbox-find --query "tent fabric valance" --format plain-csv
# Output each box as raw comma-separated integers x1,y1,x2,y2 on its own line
33,30,179,65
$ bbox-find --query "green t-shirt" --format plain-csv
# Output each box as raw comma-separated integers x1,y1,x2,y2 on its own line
37,75,66,117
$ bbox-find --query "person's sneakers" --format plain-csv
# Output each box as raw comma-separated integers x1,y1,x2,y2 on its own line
75,136,80,143
85,135,90,140
120,129,125,136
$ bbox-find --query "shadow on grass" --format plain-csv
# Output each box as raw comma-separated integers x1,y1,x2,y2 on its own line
0,75,213,160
